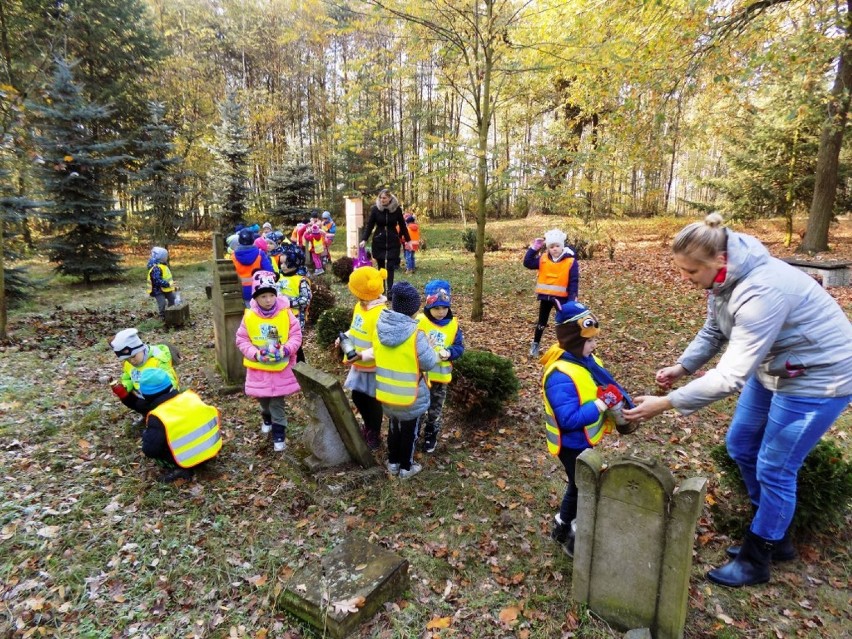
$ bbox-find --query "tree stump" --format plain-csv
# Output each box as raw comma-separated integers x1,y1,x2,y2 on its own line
164,302,190,328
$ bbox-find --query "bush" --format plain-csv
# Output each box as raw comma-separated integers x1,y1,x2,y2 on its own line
307,277,336,326
709,439,852,537
461,228,500,253
448,349,519,420
331,256,354,283
565,231,596,259
316,306,352,348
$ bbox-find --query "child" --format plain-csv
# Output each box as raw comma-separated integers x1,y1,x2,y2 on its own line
147,247,178,319
374,282,439,479
137,368,221,483
276,244,311,363
321,211,336,244
403,215,420,274
524,229,579,358
110,328,180,416
337,266,388,451
540,301,634,557
416,280,464,453
232,228,274,306
303,223,327,275
235,270,302,452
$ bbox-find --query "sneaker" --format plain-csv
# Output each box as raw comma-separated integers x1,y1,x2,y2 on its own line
159,467,194,484
261,421,272,435
529,342,540,358
274,439,287,452
551,515,571,544
387,462,400,476
424,436,437,454
399,463,422,479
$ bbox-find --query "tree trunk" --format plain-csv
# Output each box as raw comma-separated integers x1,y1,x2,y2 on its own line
800,0,852,254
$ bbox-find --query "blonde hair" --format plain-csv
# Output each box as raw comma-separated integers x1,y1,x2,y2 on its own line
672,212,727,263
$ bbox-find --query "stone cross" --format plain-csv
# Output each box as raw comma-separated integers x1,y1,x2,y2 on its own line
572,449,707,639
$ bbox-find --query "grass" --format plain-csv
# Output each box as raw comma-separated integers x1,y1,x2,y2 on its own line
1,217,851,638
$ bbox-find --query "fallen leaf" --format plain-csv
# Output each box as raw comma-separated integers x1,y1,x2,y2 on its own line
499,606,520,625
37,526,60,538
331,595,365,615
247,574,267,587
426,616,452,629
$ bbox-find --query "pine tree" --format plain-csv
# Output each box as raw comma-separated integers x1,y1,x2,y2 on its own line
31,58,127,285
130,102,187,247
211,92,250,234
268,161,318,226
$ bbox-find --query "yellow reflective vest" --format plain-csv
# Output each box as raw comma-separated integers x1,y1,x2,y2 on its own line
535,254,574,297
148,391,221,468
242,309,291,372
278,274,305,317
541,355,613,454
347,303,384,372
374,330,422,407
122,344,179,393
416,314,457,384
147,263,175,294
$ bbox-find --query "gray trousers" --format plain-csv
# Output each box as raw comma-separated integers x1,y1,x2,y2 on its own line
258,396,288,441
423,382,448,437
153,291,176,317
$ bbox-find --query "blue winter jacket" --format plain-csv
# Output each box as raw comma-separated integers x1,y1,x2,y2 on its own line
233,245,274,301
543,353,605,451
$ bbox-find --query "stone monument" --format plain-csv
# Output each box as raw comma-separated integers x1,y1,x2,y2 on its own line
278,536,409,639
210,232,246,389
345,196,363,259
291,362,379,471
572,450,707,639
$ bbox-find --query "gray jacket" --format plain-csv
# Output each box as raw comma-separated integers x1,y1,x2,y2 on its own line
669,231,852,415
375,309,439,421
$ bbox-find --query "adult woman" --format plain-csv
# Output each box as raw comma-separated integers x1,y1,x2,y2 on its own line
624,213,852,588
360,188,410,297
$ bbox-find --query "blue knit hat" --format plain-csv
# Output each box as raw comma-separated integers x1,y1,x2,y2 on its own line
424,280,451,309
138,368,173,397
391,282,421,316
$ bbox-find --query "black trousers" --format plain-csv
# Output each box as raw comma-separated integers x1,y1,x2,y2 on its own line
557,447,584,524
387,416,420,471
351,390,383,437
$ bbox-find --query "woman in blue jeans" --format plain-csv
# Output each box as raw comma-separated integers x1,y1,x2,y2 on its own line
624,213,852,588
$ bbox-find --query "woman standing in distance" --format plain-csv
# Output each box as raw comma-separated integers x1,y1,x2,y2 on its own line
360,188,411,298
623,213,852,588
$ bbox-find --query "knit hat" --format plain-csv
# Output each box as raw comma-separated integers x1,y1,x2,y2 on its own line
348,266,387,301
262,222,272,231
405,215,416,224
150,247,168,263
555,301,599,357
391,282,421,316
544,228,567,248
424,280,451,309
110,328,145,361
238,228,256,246
251,270,278,299
138,368,173,397
322,211,332,220
254,237,269,252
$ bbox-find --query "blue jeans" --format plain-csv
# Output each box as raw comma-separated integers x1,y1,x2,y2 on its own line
404,249,415,271
726,376,851,541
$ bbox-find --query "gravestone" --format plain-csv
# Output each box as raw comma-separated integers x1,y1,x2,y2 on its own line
210,233,246,388
573,450,706,639
345,196,363,258
278,536,409,639
163,302,190,327
291,362,378,470
781,258,850,288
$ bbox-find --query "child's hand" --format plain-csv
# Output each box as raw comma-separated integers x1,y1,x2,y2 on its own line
530,238,545,251
596,384,623,409
439,349,451,360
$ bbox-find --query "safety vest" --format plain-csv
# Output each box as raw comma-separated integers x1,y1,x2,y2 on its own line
374,330,422,407
242,309,291,372
124,344,180,393
407,223,420,250
278,274,305,316
348,303,384,371
541,356,613,454
416,314,457,383
308,234,325,254
147,263,175,294
148,391,221,468
232,252,263,290
535,254,574,297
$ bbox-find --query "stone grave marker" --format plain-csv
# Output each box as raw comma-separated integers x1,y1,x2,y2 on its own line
278,535,409,639
291,362,378,470
573,449,707,639
163,302,190,328
210,233,246,389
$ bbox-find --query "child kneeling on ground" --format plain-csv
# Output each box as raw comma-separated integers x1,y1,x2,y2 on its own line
110,328,180,418
138,368,221,483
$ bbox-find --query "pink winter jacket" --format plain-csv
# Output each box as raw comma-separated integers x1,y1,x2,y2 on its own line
235,295,303,398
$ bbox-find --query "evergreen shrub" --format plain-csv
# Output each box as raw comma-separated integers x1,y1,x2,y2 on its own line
306,278,336,326
332,256,354,283
448,349,519,420
316,306,351,348
709,440,852,536
461,228,500,253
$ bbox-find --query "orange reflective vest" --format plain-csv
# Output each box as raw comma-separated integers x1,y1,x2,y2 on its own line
232,253,263,290
535,254,574,297
406,223,420,250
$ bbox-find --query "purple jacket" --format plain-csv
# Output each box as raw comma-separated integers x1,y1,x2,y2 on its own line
235,296,302,398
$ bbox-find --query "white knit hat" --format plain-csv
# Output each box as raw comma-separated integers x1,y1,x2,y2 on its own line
111,328,145,361
543,229,567,248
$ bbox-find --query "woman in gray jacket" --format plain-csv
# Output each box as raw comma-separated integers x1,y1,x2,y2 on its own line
624,213,852,588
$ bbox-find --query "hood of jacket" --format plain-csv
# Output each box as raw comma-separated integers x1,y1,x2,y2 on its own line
714,231,768,293
376,309,417,347
234,244,262,266
249,295,290,317
376,194,400,213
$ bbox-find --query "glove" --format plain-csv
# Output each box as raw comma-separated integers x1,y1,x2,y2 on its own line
530,238,545,251
596,384,623,409
111,381,129,399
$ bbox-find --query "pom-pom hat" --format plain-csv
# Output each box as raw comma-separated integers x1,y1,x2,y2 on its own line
391,282,421,316
555,301,599,357
139,368,173,397
111,328,145,361
348,266,387,301
544,228,567,248
424,280,451,309
251,270,278,299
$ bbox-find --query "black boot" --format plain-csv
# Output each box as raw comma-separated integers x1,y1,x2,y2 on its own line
707,531,774,587
726,530,796,562
550,516,576,558
159,467,194,484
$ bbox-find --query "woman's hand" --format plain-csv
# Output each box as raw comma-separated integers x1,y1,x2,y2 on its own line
655,364,687,389
622,395,672,422
359,240,366,248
